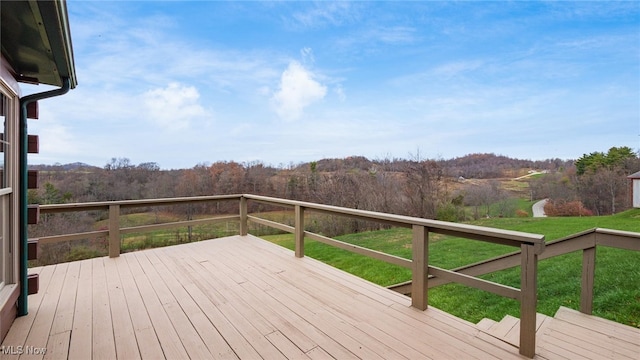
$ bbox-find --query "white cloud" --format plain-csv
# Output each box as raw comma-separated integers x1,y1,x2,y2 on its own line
300,47,315,64
141,83,208,131
431,60,484,79
377,26,418,44
271,61,327,121
30,120,78,158
334,26,418,54
290,2,358,28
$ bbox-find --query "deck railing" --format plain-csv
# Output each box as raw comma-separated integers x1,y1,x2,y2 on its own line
35,194,545,358
388,227,640,316
35,195,241,257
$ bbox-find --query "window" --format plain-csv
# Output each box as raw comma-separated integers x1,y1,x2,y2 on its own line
0,92,7,289
0,92,5,186
0,85,16,290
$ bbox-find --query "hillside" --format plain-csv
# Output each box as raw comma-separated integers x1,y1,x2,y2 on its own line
31,153,571,178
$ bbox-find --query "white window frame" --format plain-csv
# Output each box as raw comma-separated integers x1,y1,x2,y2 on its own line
0,75,19,293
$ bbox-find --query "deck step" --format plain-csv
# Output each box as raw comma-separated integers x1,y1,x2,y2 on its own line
476,313,551,347
489,315,519,339
536,307,640,359
477,306,640,356
476,318,497,331
552,306,640,346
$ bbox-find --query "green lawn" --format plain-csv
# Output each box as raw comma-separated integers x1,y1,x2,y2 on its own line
259,209,640,328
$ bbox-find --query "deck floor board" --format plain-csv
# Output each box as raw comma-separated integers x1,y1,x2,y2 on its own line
21,263,69,360
1,234,636,359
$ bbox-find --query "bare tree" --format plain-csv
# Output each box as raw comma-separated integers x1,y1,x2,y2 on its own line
577,166,629,215
402,159,442,219
528,171,576,201
464,180,507,219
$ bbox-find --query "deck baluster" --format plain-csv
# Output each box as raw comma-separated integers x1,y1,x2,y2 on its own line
519,243,538,358
239,196,248,236
108,204,120,258
581,246,596,314
295,205,305,258
411,225,428,310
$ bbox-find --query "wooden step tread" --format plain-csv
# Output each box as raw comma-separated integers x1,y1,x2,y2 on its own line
537,307,640,359
476,313,552,348
488,315,519,338
553,306,640,344
476,318,497,331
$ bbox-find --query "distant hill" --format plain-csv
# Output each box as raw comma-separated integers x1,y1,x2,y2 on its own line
26,153,575,179
28,162,101,171
289,153,573,179
439,153,572,179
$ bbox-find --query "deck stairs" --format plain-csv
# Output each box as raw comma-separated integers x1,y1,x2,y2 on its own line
476,306,640,359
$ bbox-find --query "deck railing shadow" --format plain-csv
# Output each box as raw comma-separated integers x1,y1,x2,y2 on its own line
35,194,546,357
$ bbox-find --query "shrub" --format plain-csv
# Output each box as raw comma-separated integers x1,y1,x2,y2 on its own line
544,200,593,217
436,203,465,222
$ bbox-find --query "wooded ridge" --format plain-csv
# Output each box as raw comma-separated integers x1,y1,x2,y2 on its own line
29,151,639,219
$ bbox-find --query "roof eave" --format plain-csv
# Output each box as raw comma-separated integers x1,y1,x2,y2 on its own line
38,0,77,88
1,0,78,89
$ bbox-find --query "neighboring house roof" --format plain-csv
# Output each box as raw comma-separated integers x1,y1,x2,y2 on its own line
628,170,640,179
1,0,77,88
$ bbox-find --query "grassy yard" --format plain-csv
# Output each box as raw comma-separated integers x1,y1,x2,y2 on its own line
259,209,640,328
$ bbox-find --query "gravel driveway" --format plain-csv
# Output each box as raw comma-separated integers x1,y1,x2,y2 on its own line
532,199,548,217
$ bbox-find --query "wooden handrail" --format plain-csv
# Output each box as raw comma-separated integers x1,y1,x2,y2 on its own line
244,194,546,251
37,194,245,256
35,194,545,357
39,194,241,213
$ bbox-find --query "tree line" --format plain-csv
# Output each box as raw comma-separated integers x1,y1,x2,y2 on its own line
29,150,640,219
531,146,640,216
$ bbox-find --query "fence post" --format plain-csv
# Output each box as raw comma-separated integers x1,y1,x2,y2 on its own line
295,205,304,258
580,247,596,314
108,204,120,258
411,225,428,310
519,243,537,358
239,196,248,236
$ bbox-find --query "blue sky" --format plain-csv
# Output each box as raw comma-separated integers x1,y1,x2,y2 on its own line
26,1,640,169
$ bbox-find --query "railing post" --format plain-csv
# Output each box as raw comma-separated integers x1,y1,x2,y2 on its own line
295,205,304,258
411,225,428,310
580,247,596,314
519,243,537,358
239,196,248,236
108,204,120,258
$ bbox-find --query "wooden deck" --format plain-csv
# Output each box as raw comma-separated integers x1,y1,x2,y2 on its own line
1,235,638,359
